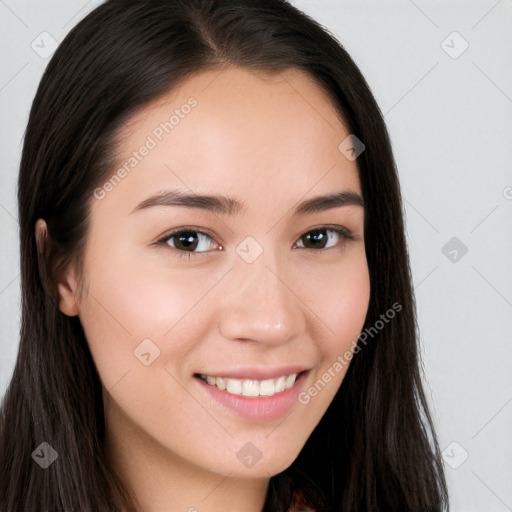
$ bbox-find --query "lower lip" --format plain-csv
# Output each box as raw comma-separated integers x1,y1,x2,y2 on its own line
195,372,308,421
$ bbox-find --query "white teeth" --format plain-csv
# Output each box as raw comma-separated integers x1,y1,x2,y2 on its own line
226,379,242,395
242,380,260,397
259,379,275,396
275,375,286,393
286,374,297,388
200,373,299,397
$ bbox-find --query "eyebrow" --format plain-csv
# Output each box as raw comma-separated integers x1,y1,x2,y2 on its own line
130,189,364,216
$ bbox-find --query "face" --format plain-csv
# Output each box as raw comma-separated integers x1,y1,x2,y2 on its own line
59,66,370,480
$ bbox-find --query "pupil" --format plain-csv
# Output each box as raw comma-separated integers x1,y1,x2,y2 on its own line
305,230,326,249
177,231,198,250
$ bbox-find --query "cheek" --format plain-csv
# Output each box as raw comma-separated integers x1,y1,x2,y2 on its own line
331,263,370,345
307,252,370,352
304,253,369,387
76,248,221,387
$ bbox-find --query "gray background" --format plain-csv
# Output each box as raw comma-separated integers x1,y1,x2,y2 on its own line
1,0,511,510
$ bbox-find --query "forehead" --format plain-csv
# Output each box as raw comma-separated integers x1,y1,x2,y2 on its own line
102,65,361,213
118,65,347,137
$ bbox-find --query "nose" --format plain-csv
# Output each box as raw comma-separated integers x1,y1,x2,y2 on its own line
216,244,306,346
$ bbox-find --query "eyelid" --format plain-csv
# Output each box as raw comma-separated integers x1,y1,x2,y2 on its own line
154,226,218,244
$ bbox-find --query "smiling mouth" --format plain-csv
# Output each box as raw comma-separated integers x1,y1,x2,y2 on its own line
194,372,305,398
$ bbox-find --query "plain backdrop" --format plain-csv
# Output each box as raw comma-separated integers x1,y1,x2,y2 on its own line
1,1,511,510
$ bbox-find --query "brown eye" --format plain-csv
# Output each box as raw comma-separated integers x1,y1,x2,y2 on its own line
296,227,352,250
162,230,215,253
171,231,200,251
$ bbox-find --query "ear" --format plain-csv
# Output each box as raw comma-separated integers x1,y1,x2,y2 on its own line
56,266,80,317
35,218,80,317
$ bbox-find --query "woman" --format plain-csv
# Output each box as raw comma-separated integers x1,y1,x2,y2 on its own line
0,1,449,510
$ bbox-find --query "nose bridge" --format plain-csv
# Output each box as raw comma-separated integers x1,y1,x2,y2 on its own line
217,236,305,344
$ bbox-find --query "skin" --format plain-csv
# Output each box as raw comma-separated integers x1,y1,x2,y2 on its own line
43,65,370,512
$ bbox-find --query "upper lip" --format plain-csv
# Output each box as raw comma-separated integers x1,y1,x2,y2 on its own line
195,365,311,381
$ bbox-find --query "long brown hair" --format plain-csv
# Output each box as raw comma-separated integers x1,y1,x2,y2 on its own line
0,1,449,510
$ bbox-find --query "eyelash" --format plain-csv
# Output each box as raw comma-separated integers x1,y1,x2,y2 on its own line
155,226,355,260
